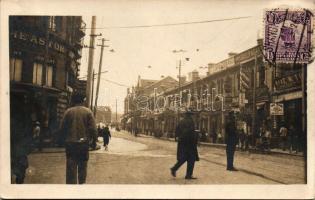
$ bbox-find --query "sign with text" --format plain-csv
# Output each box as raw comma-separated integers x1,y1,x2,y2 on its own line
270,103,284,115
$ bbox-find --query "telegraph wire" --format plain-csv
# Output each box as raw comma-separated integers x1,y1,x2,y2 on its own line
83,16,252,29
101,78,130,87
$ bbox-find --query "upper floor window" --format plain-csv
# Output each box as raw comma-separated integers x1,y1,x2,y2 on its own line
10,58,22,82
49,16,56,32
33,62,43,85
46,65,53,87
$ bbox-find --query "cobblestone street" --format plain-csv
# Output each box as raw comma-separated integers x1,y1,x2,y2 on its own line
24,130,306,184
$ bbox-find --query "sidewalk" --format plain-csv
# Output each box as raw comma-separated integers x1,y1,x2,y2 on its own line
137,133,304,157
31,144,102,154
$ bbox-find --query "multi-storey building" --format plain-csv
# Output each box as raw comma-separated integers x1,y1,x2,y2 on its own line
9,16,86,142
123,39,306,149
122,76,178,134
95,106,112,124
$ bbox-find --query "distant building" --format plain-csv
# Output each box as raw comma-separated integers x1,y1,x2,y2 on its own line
188,70,200,82
122,76,178,133
96,106,112,124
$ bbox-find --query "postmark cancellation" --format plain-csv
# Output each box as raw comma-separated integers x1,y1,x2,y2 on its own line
264,9,313,64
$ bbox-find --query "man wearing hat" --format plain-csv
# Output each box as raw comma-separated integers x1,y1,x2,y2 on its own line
225,111,238,171
60,92,97,184
170,110,199,179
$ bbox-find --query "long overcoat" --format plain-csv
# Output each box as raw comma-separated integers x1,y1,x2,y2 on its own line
102,127,111,144
176,116,199,161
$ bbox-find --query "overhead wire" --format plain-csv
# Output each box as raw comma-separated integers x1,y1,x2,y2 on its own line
83,16,252,29
100,78,130,87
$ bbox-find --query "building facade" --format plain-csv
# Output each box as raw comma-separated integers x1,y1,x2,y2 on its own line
96,106,112,124
123,38,306,149
9,16,86,142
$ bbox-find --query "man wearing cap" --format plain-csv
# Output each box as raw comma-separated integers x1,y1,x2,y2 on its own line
60,92,97,184
170,111,199,179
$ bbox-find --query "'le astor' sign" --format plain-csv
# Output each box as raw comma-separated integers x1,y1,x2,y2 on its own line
10,31,66,54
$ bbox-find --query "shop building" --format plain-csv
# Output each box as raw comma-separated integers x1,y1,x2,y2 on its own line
9,16,86,142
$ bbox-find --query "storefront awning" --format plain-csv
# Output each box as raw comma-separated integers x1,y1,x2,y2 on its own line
256,102,266,109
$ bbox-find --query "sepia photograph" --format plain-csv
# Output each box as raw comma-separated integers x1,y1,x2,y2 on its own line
0,0,315,199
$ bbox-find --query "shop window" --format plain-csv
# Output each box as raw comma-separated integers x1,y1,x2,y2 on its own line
10,58,22,82
276,63,301,78
33,62,43,85
257,65,265,87
46,65,53,87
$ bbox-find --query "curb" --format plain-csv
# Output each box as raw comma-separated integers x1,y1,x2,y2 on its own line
138,134,304,157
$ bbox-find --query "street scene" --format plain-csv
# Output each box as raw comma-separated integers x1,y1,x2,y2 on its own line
7,1,313,186
25,129,305,184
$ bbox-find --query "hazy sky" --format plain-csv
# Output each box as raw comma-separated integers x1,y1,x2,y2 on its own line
77,0,312,114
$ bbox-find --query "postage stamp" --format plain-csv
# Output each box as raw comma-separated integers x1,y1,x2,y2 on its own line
264,9,313,63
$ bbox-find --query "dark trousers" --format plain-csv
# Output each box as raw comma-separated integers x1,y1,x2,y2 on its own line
171,158,195,178
65,143,89,184
12,155,28,184
103,137,109,146
226,144,236,169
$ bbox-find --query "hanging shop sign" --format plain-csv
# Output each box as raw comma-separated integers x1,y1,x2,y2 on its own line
270,103,284,115
239,92,247,107
10,31,66,54
274,72,302,91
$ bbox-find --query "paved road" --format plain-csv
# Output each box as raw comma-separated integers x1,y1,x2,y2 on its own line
24,130,306,184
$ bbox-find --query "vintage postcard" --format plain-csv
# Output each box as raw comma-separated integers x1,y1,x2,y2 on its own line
0,0,314,199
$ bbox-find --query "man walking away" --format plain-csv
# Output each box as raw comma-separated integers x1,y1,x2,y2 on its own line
170,111,199,180
102,125,111,150
60,92,97,184
225,111,238,171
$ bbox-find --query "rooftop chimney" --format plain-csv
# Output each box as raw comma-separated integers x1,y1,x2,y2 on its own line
228,52,238,57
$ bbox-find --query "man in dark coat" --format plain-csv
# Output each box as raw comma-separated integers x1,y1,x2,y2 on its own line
102,125,111,150
170,111,199,179
225,111,238,171
60,92,97,184
10,97,33,184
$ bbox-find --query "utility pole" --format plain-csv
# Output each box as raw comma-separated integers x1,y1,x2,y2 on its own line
40,16,51,143
173,49,186,125
86,16,101,108
90,69,95,110
94,38,109,116
116,98,118,123
178,59,182,94
251,53,257,142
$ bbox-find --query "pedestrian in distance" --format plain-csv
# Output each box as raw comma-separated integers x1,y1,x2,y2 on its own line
263,128,272,152
212,128,217,144
288,125,297,153
225,111,238,171
238,128,246,151
170,111,199,180
60,92,97,184
102,125,111,150
32,121,41,150
279,123,288,151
